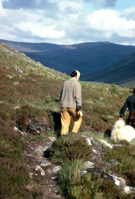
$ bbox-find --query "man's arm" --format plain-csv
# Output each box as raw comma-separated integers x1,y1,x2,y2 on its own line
60,86,63,101
75,82,82,109
119,100,128,118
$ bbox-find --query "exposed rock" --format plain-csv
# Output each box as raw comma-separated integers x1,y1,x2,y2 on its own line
14,82,19,85
81,135,93,146
51,176,58,180
108,115,114,119
25,153,35,158
98,139,113,149
81,170,88,176
86,137,92,146
83,161,95,169
35,165,45,176
14,126,26,135
7,75,13,79
47,72,55,77
113,176,121,186
118,177,126,185
25,117,48,134
14,126,19,131
14,106,20,109
124,186,131,194
48,137,56,142
92,149,98,154
112,144,122,147
86,168,113,181
15,65,22,73
44,145,52,152
29,172,34,177
40,160,52,167
34,146,45,155
52,166,62,173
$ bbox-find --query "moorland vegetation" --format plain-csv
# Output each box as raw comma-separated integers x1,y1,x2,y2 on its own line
1,42,135,199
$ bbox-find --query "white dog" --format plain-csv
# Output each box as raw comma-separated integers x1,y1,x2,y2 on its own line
111,119,135,142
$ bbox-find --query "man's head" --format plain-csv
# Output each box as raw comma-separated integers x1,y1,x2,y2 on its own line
70,70,81,80
131,88,135,94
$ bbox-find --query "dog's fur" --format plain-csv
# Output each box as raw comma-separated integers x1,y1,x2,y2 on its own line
111,119,135,142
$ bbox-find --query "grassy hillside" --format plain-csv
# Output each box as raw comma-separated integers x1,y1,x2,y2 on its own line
1,39,135,76
81,53,135,88
0,42,132,198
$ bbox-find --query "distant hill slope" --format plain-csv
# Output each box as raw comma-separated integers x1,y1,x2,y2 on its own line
1,39,135,76
81,53,135,87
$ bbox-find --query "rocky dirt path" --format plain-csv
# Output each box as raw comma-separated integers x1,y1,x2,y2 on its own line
23,133,135,198
24,136,65,199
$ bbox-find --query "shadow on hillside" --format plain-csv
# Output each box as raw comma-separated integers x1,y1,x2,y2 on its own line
52,111,61,137
104,129,111,138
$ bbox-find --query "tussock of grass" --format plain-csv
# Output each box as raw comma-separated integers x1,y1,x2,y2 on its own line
57,160,99,199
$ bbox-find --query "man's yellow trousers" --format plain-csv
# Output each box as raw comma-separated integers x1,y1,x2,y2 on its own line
60,108,82,135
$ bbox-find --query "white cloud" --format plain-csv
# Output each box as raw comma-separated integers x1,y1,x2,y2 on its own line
0,0,135,44
16,22,65,39
83,0,117,8
0,0,7,16
0,1,65,41
88,9,135,38
121,7,135,20
58,1,82,12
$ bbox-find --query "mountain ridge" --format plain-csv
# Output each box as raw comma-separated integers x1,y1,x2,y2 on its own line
1,39,135,76
81,53,135,87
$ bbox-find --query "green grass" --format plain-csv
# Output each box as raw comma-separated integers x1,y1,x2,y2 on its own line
104,141,135,185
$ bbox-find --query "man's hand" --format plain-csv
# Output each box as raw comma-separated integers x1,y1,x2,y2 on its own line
76,106,81,111
119,117,123,120
77,110,83,117
79,111,83,117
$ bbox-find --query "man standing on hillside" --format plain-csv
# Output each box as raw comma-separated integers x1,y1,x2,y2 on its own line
119,88,135,128
60,70,82,135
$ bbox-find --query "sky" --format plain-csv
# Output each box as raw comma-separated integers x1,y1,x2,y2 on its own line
1,0,135,45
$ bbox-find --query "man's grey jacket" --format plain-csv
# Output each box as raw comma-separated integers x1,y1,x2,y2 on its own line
60,77,82,109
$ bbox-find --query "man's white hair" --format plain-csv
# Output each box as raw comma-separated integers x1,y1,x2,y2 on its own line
76,70,80,80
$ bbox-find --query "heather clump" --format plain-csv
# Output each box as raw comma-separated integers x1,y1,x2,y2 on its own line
49,134,93,165
0,118,42,199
